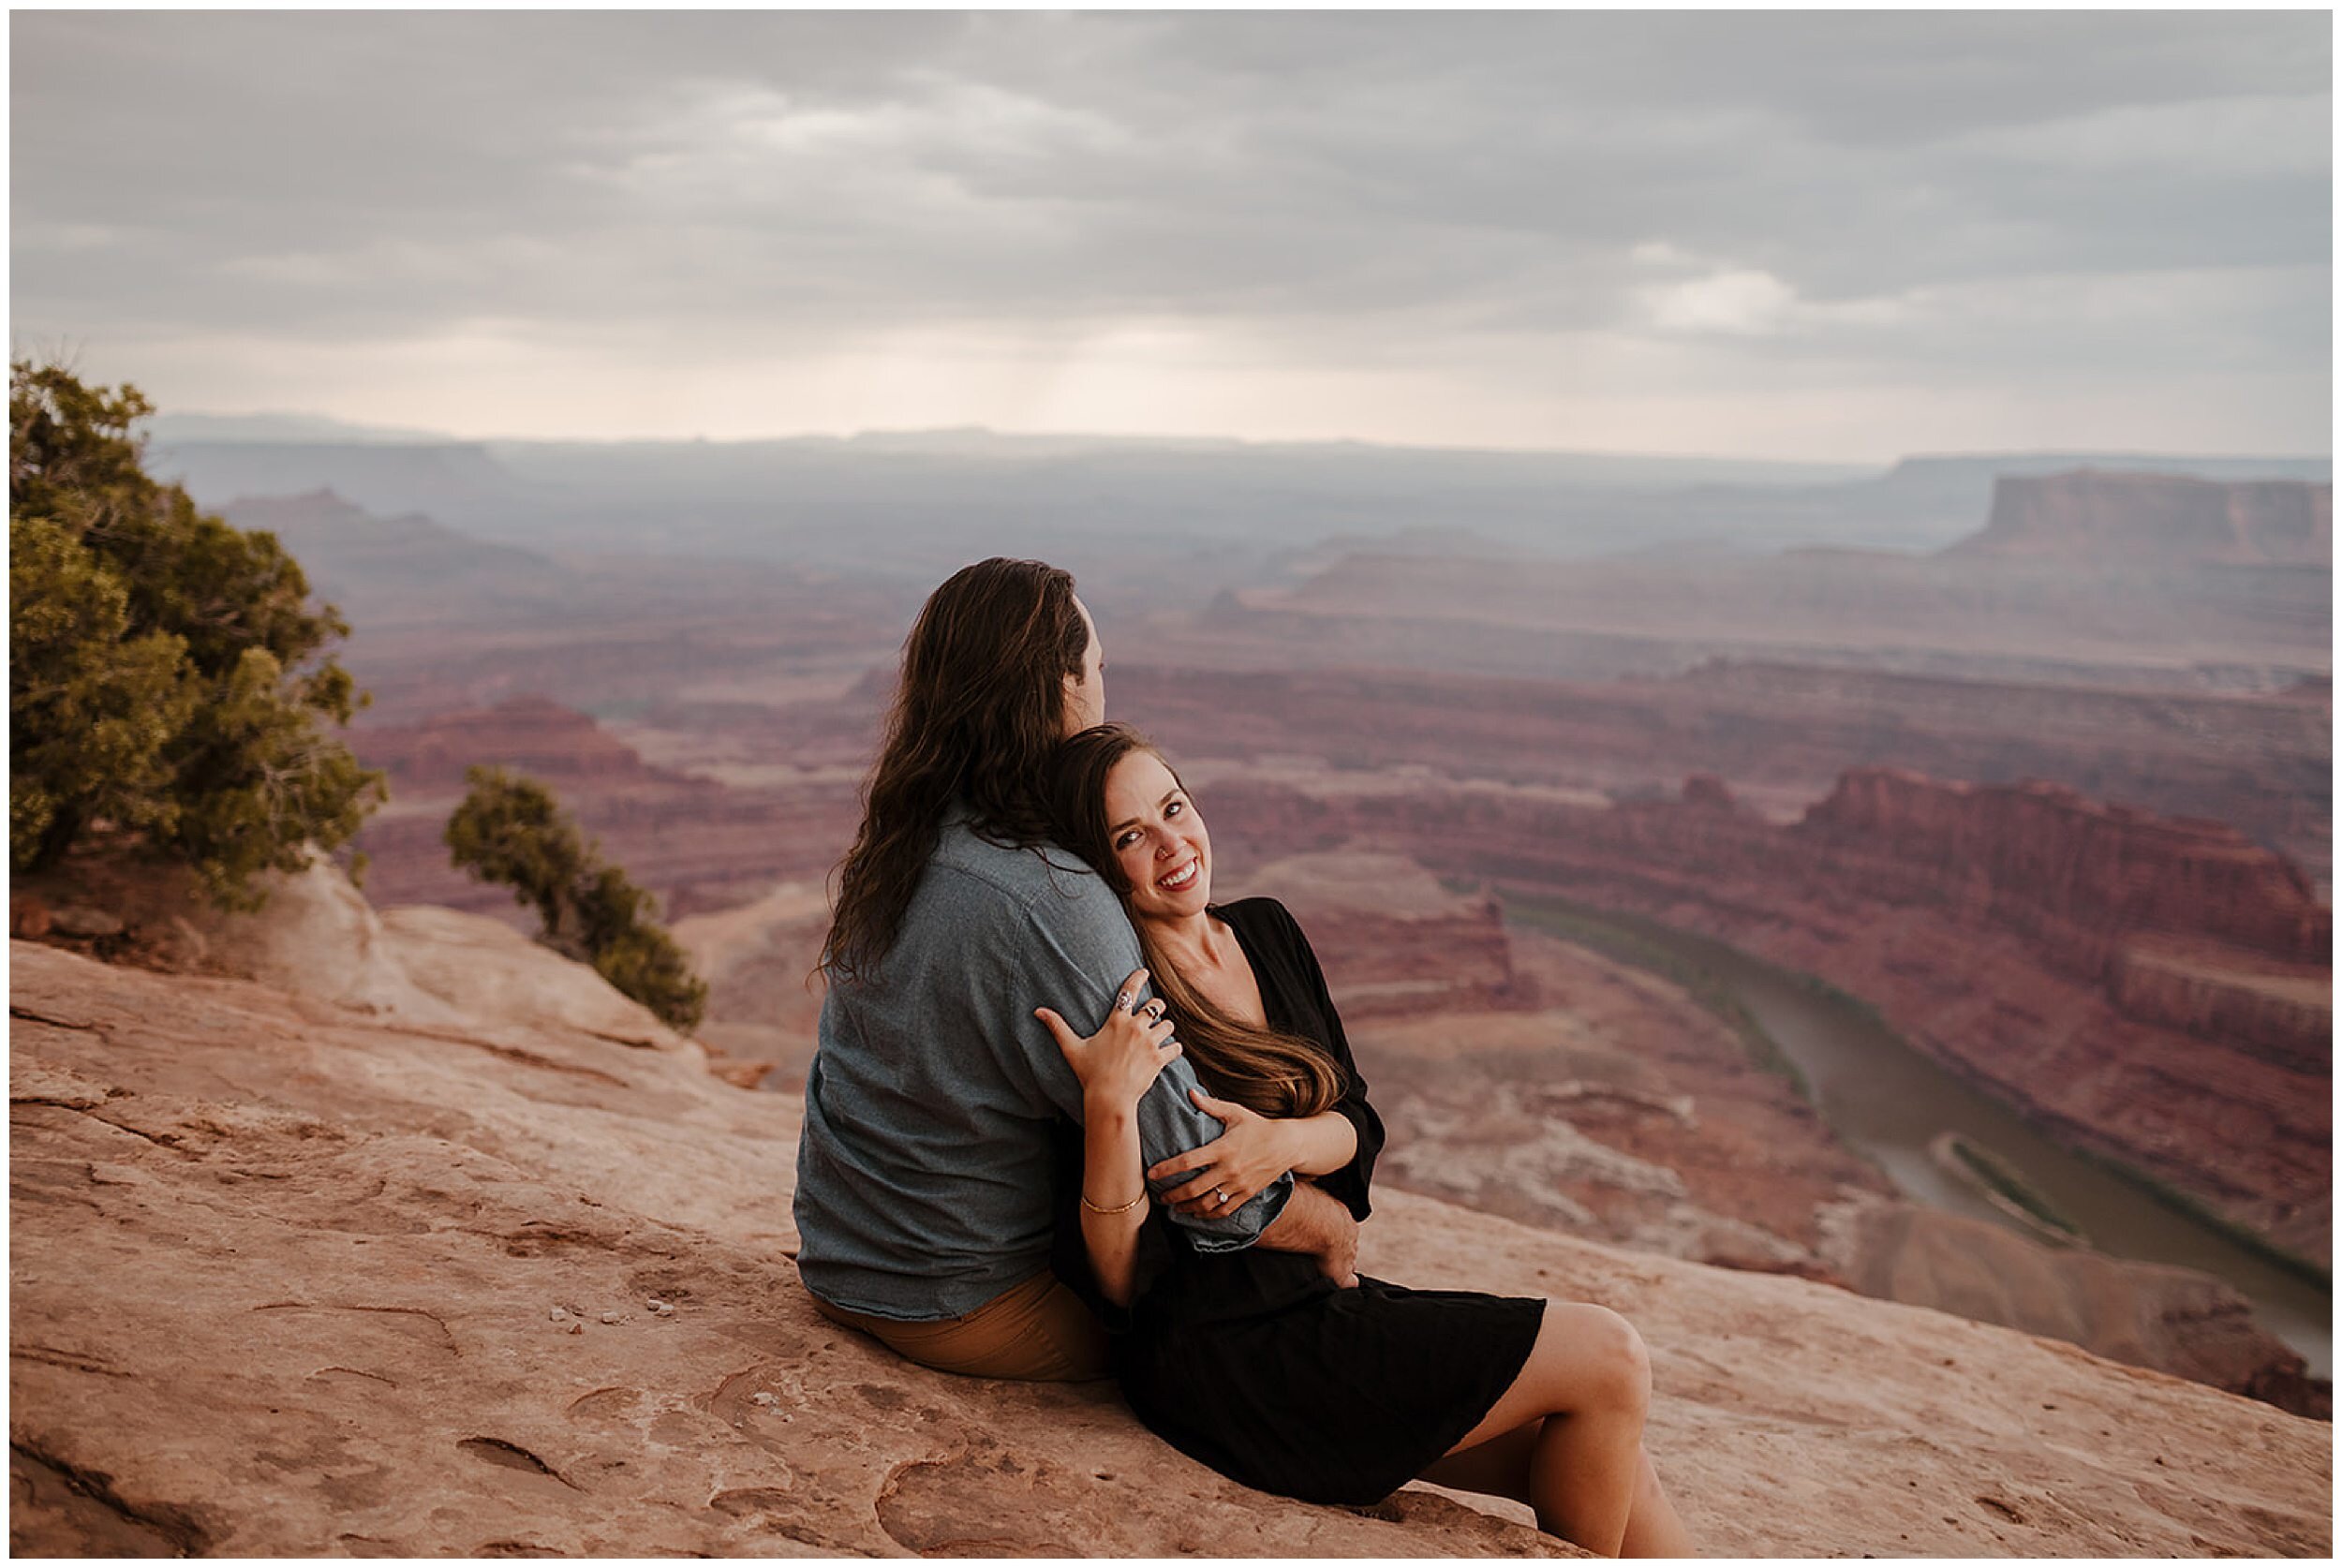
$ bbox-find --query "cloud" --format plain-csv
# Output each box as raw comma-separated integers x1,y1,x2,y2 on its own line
1640,270,1800,336
8,11,2329,455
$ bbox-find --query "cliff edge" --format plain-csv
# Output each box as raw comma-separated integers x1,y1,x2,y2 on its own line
8,875,2330,1557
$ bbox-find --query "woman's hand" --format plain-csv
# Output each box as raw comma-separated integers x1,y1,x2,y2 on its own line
1035,968,1182,1111
1149,1087,1296,1220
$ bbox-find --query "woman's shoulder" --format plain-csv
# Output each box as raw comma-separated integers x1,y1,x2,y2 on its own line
1213,895,1313,953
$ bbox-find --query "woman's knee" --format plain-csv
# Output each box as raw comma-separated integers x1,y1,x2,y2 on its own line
1536,1302,1652,1415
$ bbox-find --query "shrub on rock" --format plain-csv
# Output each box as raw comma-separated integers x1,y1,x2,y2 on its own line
446,765,708,1032
9,362,384,906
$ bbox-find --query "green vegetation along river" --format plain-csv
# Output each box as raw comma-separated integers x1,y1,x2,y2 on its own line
1503,890,2332,1380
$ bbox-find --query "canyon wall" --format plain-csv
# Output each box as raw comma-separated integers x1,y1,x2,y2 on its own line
1242,852,1532,1019
1106,659,2331,886
346,698,862,924
1235,849,2320,1415
1189,768,2331,1266
1948,472,2332,568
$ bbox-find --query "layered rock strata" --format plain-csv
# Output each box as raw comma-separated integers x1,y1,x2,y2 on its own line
1242,850,2320,1414
1098,658,2332,888
344,699,863,925
1949,471,2332,567
1189,768,2332,1266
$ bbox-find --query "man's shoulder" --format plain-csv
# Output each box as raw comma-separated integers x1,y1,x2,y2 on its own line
930,819,1112,915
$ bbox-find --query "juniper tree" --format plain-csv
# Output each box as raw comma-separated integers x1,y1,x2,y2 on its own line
9,362,384,905
446,765,709,1032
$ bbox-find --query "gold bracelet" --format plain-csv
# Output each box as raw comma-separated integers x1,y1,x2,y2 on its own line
1080,1191,1147,1216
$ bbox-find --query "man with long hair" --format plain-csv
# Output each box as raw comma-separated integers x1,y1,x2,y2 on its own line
793,557,1358,1379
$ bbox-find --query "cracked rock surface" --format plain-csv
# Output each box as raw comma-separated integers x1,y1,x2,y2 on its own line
9,923,2332,1557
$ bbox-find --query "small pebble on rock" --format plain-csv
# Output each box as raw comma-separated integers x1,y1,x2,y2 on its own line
565,1321,583,1336
600,1311,624,1325
550,1307,569,1323
645,1298,668,1312
751,1392,778,1407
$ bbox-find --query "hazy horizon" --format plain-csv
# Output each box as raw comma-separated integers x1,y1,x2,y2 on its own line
129,407,2334,468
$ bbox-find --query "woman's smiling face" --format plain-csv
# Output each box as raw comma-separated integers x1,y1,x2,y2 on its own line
1102,748,1211,923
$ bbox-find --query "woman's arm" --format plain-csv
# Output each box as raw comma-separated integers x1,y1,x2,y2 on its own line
1148,1092,1355,1217
1034,967,1182,1309
1275,1107,1360,1177
1072,1099,1149,1307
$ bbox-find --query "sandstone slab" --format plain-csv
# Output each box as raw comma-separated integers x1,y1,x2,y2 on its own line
9,938,2330,1557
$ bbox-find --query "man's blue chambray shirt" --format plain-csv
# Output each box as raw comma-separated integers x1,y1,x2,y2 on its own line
793,812,1293,1320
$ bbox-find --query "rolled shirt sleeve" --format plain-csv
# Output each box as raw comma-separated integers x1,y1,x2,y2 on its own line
1015,878,1293,1250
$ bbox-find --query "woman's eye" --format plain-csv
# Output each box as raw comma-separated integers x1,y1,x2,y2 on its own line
1114,832,1139,851
1164,799,1184,818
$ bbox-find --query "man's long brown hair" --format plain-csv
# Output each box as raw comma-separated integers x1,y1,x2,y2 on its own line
1046,723,1342,1119
823,558,1091,984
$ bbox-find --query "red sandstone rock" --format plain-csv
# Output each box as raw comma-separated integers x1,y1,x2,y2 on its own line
1947,471,2332,568
1682,773,1736,810
1798,769,2328,969
1094,660,2330,890
2110,939,2331,1076
1183,768,2331,1266
1821,1199,2327,1419
1245,852,1533,1018
353,695,675,791
9,930,2331,1557
670,881,834,1091
10,894,51,939
344,696,865,926
1258,850,2315,1413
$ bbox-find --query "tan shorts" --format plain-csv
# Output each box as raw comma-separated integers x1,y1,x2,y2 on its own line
809,1268,1110,1383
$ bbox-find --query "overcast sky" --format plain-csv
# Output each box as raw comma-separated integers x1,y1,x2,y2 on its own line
11,10,2332,460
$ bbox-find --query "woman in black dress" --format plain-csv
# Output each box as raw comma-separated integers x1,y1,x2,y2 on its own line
1032,724,1694,1558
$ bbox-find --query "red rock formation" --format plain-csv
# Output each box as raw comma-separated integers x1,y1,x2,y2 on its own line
345,701,862,924
1209,851,2318,1414
1947,471,2332,567
1681,773,1736,810
354,696,674,790
1100,660,2331,888
2111,940,2331,1077
1184,768,2332,1265
1824,1200,2327,1418
1796,769,2329,979
1243,853,1533,1019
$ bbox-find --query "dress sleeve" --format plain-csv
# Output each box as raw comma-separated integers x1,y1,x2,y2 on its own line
1271,902,1385,1222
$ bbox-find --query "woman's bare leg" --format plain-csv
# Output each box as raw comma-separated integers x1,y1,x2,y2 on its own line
1417,1417,1539,1500
1618,1448,1694,1559
1418,1303,1654,1555
1424,1422,1693,1559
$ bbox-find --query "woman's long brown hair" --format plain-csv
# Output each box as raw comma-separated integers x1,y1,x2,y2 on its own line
823,558,1091,984
1046,723,1342,1119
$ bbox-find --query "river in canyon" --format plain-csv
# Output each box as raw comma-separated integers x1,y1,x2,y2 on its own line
1502,892,2333,1379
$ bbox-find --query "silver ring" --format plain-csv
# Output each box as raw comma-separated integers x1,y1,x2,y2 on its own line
1143,999,1166,1023
1115,991,1135,1011
1213,1186,1226,1204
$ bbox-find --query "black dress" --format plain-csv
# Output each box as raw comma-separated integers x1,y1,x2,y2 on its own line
1054,897,1546,1507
